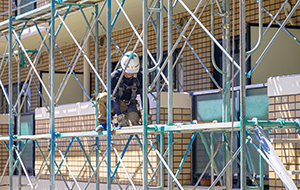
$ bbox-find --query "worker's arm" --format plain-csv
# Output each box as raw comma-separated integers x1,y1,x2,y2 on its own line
111,70,122,115
111,98,122,115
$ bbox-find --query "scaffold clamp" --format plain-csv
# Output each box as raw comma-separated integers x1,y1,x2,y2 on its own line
276,118,286,128
55,132,61,137
148,125,158,132
221,23,232,29
295,119,300,135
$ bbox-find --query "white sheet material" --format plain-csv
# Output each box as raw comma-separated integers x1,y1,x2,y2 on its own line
268,74,300,96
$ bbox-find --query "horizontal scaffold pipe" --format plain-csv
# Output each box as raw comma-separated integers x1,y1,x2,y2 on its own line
0,119,299,141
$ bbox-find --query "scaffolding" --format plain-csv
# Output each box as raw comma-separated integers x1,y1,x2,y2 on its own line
0,0,300,189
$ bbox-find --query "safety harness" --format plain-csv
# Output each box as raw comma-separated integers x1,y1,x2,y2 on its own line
118,75,139,105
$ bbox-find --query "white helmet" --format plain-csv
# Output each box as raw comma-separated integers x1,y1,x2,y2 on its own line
121,51,140,73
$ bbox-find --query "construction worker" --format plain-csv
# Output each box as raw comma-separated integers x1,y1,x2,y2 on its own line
95,51,151,132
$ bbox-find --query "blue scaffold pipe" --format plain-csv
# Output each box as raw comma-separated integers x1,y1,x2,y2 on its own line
141,0,157,33
11,0,17,9
8,13,13,190
110,135,133,182
0,80,15,113
34,140,48,166
55,138,74,178
72,146,95,190
3,141,9,150
54,147,72,190
79,5,96,41
97,20,124,56
18,21,28,37
2,142,16,165
95,4,100,190
163,6,222,91
76,138,96,173
111,0,125,31
55,13,94,101
12,140,29,172
174,132,197,178
149,140,183,190
14,147,34,189
34,22,49,52
55,5,71,38
247,0,300,78
0,0,37,16
198,132,222,181
177,0,240,72
106,0,112,189
55,44,93,104
21,51,48,108
135,135,155,174
57,3,91,6
55,165,70,190
12,22,28,51
35,140,68,185
2,142,16,164
167,1,174,189
50,0,56,188
254,0,300,47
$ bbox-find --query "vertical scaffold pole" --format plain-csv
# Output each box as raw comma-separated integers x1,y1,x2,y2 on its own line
50,0,55,189
8,1,13,189
222,0,231,188
106,0,112,189
259,144,264,190
167,0,173,189
239,0,246,189
17,45,21,190
142,0,149,189
222,0,231,122
95,4,100,190
210,132,214,189
156,1,163,189
210,1,216,188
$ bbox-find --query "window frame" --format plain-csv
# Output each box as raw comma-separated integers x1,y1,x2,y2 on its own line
0,82,30,114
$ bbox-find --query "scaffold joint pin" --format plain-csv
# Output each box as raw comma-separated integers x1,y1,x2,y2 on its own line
276,118,285,128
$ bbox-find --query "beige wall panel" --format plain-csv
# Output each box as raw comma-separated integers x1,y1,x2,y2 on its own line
251,26,300,84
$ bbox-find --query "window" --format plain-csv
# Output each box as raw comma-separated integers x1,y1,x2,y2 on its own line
148,50,183,92
16,0,36,15
213,37,250,88
111,50,184,92
0,83,31,114
14,113,35,176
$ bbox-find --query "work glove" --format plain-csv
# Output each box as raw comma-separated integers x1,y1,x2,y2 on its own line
117,114,129,127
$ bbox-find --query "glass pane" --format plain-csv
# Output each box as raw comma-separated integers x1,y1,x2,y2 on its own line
19,114,34,175
19,0,35,15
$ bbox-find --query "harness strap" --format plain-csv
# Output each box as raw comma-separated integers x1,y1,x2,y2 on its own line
117,76,139,105
130,78,138,104
118,80,124,98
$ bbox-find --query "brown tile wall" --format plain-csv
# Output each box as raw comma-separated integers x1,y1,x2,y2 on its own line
37,0,49,8
269,94,300,189
35,107,191,185
0,124,9,176
0,1,9,22
0,0,300,112
150,107,192,185
1,0,300,187
35,114,158,185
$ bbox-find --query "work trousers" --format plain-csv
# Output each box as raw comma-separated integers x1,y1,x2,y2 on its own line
96,92,140,126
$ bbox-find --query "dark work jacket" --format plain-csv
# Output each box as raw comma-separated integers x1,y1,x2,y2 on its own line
111,69,148,115
111,69,143,101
